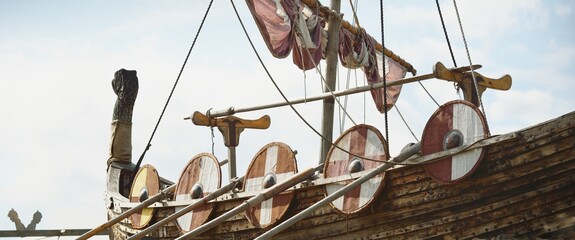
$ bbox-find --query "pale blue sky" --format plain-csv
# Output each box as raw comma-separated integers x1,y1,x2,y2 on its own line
1,1,573,239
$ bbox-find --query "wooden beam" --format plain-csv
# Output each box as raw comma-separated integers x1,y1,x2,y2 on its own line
189,62,480,119
0,229,108,238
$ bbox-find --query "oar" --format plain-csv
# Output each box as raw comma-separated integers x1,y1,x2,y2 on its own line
255,143,422,240
128,176,244,240
81,159,229,239
175,165,323,240
77,184,176,240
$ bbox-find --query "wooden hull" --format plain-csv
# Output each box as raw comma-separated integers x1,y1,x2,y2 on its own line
106,111,575,239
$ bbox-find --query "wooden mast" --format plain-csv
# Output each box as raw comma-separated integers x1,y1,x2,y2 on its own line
319,0,342,167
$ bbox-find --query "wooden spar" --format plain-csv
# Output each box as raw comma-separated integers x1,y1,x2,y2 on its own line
319,0,342,169
255,142,422,240
78,184,176,240
185,63,482,119
129,177,245,240
0,229,108,238
300,0,417,75
175,166,322,240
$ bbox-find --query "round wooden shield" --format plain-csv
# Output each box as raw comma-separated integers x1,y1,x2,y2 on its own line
175,153,222,233
422,100,489,184
243,142,297,228
129,164,160,229
324,124,388,214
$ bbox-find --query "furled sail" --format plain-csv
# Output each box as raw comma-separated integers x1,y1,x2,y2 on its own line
246,0,325,70
292,11,325,70
247,0,406,112
339,28,405,112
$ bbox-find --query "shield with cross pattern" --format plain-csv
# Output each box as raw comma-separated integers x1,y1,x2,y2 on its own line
324,124,389,214
243,142,298,228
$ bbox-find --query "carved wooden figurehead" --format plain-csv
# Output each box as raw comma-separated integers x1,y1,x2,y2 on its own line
112,69,139,123
26,211,42,230
7,209,42,231
7,209,25,230
108,69,139,166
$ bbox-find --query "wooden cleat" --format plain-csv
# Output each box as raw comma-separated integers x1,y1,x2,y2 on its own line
433,62,512,106
434,62,512,90
191,111,270,130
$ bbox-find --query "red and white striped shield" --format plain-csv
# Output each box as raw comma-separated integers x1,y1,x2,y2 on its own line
129,164,160,229
324,124,388,214
244,142,297,228
175,153,221,233
422,100,489,184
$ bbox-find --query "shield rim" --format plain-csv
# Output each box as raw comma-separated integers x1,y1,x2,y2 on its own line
323,124,389,215
129,164,160,229
422,99,489,184
174,152,222,233
243,142,297,228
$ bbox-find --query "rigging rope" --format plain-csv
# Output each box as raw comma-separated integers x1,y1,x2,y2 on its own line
339,0,360,133
291,6,358,126
379,0,390,156
435,0,462,95
390,98,419,142
133,0,214,173
348,0,362,30
229,0,418,165
452,0,488,120
339,68,357,133
418,81,440,107
435,0,458,68
309,56,358,127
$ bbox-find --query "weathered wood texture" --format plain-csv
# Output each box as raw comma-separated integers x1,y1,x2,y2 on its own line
107,111,575,239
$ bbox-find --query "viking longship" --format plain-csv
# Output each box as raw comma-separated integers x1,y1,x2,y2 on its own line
81,0,575,239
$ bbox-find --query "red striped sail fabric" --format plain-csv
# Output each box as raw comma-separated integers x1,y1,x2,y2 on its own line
247,1,405,111
246,0,325,70
339,28,405,113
